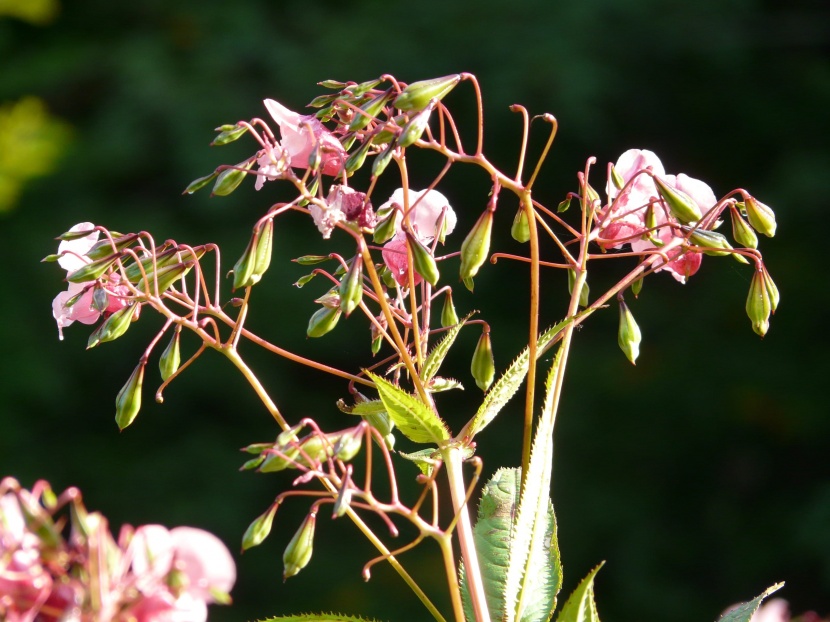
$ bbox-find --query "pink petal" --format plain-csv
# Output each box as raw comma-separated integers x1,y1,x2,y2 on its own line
57,222,99,273
169,527,236,603
382,234,422,287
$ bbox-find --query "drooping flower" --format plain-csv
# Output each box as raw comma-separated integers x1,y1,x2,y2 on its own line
599,149,717,284
378,188,456,286
263,99,346,177
309,185,374,239
51,222,134,340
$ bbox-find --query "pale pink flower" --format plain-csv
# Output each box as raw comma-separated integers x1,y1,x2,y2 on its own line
51,223,133,340
254,143,288,191
308,185,374,239
263,99,346,177
379,188,456,286
599,149,716,284
750,599,790,622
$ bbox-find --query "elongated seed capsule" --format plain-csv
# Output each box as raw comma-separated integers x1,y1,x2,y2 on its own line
618,299,642,365
115,362,145,430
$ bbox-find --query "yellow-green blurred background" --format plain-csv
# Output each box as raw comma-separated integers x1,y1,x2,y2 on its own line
1,0,828,620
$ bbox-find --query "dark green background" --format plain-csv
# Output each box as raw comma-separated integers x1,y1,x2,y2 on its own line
2,0,828,620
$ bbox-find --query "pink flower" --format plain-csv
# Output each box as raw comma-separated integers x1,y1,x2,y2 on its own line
263,99,346,177
309,185,374,239
599,149,716,284
379,188,456,286
125,524,236,622
51,222,133,340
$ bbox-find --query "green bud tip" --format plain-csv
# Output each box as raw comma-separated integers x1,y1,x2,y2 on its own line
471,331,495,391
283,512,317,580
459,208,494,281
618,300,642,365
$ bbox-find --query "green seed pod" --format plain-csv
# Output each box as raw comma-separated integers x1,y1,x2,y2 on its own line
211,159,255,196
183,171,220,195
372,208,398,244
233,219,274,290
87,304,138,349
372,142,395,177
441,290,459,328
159,329,181,381
511,206,531,243
406,231,440,286
332,482,353,519
744,196,777,237
745,268,771,337
762,265,780,314
471,331,495,392
459,208,494,281
283,512,317,579
652,175,703,224
85,233,140,261
610,165,626,190
397,105,433,148
631,276,644,298
344,139,372,176
115,362,145,430
567,269,589,308
687,228,734,257
92,287,110,313
393,74,461,112
371,334,382,355
307,305,342,338
618,299,642,365
332,428,363,462
557,196,572,213
66,255,120,284
142,261,195,295
211,123,249,146
241,504,278,551
259,445,301,473
349,90,392,132
730,208,758,249
339,256,363,317
380,266,397,289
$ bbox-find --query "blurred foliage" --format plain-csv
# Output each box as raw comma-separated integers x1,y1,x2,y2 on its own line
0,0,58,25
0,96,70,211
1,0,829,621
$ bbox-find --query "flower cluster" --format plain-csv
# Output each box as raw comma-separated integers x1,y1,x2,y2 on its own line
598,148,717,283
0,478,235,622
51,222,135,340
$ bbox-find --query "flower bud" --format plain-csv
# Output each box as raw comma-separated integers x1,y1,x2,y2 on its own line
283,512,316,579
380,266,397,289
652,175,703,224
339,256,363,317
259,446,300,473
557,196,572,213
85,233,140,261
511,206,530,243
115,362,144,430
730,208,758,249
211,159,255,196
397,105,433,148
344,139,372,175
92,286,110,313
332,482,353,519
371,142,395,178
349,91,393,131
241,504,278,551
746,268,771,336
744,196,777,237
372,207,398,244
618,299,642,364
568,269,589,307
307,305,342,338
159,329,181,381
459,208,494,282
87,304,138,349
441,290,459,328
371,334,382,355
610,165,625,190
471,331,495,391
233,219,274,290
687,228,734,257
393,74,461,112
406,230,440,286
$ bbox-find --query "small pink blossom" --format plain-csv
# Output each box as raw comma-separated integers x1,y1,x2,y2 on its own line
263,99,346,177
378,188,456,286
51,223,133,340
599,149,716,284
309,185,374,239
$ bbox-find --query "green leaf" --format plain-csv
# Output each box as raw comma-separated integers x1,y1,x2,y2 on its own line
504,352,563,622
397,448,441,477
716,583,785,622
461,467,522,622
365,371,449,444
463,316,576,439
554,562,604,622
254,613,383,622
422,313,471,382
